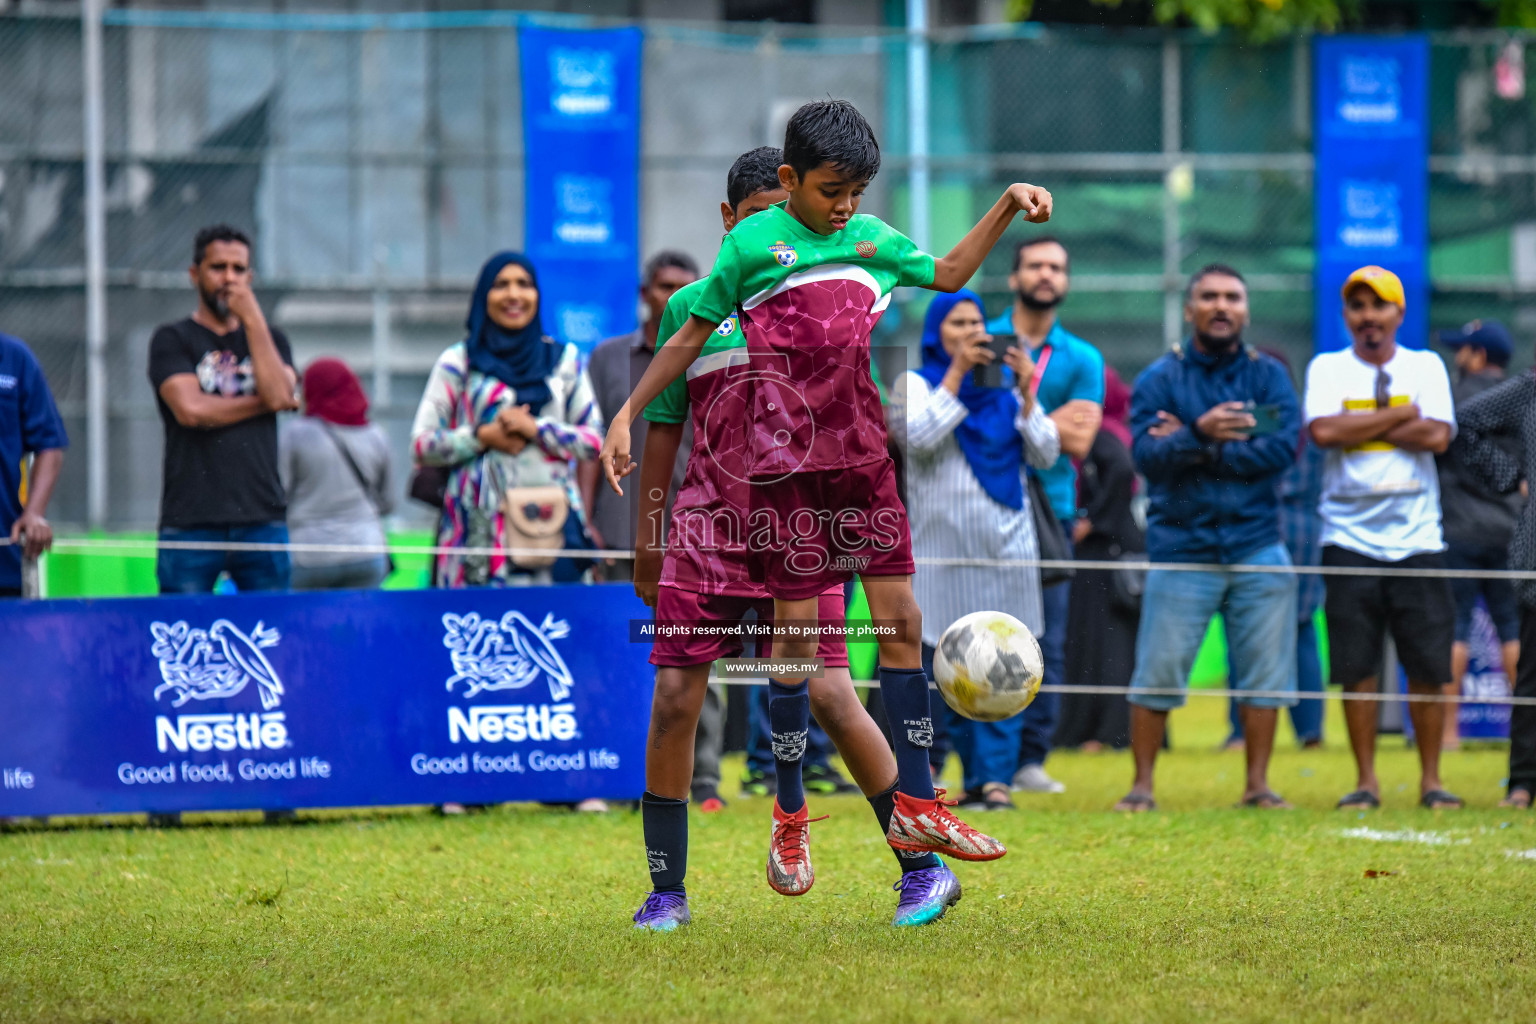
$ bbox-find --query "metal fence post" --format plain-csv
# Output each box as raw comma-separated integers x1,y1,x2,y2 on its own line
19,533,40,600
82,0,108,529
1161,33,1182,351
906,0,931,255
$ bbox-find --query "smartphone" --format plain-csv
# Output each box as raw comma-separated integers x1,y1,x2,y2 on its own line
1246,403,1282,436
971,334,1018,389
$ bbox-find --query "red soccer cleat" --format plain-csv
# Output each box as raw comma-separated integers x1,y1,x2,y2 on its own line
886,789,1007,862
766,799,827,896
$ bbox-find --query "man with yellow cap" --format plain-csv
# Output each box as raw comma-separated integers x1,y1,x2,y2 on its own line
1304,265,1463,811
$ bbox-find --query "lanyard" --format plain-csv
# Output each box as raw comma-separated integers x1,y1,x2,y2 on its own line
1028,344,1053,399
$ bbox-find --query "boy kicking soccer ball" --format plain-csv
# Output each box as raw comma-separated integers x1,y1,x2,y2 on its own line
605,99,1053,919
631,147,960,932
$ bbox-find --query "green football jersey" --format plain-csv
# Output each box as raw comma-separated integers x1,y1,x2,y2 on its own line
688,203,934,475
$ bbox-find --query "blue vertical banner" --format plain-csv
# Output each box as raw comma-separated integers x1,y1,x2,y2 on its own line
521,26,643,355
1314,36,1429,354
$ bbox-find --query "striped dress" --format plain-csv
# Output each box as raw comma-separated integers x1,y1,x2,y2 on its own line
890,370,1061,646
410,340,603,588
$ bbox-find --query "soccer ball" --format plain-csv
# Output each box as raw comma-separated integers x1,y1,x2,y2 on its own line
932,611,1044,722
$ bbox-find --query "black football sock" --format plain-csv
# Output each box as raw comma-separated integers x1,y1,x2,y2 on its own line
769,679,811,813
879,665,938,800
641,791,688,893
870,782,941,874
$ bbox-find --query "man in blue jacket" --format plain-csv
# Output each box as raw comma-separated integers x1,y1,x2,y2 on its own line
1114,264,1300,812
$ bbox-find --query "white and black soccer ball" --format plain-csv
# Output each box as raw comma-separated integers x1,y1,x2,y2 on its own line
932,610,1043,722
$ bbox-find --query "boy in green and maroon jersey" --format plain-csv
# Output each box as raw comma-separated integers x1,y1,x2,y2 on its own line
630,148,959,932
602,99,1053,895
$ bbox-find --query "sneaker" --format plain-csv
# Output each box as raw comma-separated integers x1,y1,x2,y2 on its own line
803,762,861,795
575,798,610,813
766,799,827,895
741,767,777,798
886,789,1007,862
632,890,691,932
692,784,728,813
891,861,962,927
1011,764,1066,794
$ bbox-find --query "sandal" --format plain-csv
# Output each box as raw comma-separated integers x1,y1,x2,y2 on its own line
1240,790,1293,809
1336,789,1381,810
1499,787,1532,809
1113,791,1157,813
1420,789,1464,810
982,783,1016,811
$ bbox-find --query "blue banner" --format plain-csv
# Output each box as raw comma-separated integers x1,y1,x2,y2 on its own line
1313,36,1429,354
0,585,653,816
521,26,642,355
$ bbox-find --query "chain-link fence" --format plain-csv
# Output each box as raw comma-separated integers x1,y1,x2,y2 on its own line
4,10,1536,529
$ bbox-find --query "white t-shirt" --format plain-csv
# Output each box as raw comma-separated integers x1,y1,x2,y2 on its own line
1303,345,1456,562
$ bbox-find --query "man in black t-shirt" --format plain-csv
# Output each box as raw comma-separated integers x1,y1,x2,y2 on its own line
147,224,298,593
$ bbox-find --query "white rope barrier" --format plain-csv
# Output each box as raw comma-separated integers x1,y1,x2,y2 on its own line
9,535,1536,581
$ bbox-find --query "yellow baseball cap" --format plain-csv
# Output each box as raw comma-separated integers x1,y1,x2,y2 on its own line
1341,265,1405,308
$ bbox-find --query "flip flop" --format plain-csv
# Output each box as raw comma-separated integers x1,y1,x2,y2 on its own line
1114,792,1157,813
1240,791,1292,809
1336,789,1381,810
1499,788,1532,809
1420,789,1464,810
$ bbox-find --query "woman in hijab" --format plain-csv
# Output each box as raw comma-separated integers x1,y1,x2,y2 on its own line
280,357,396,590
1056,366,1144,752
889,289,1060,811
410,252,603,588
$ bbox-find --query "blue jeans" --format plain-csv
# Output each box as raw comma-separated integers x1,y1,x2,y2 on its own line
157,523,291,594
1129,543,1298,712
1226,613,1324,743
1018,519,1071,769
925,643,1024,791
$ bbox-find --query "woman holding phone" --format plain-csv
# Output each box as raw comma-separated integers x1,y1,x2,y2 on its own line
890,289,1061,810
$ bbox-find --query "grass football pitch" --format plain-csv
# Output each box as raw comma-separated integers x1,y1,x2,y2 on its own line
3,698,1533,1023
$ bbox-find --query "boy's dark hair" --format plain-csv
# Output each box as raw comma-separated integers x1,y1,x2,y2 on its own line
782,99,881,182
726,146,785,210
1013,235,1070,272
1185,262,1246,301
193,224,251,266
643,250,699,284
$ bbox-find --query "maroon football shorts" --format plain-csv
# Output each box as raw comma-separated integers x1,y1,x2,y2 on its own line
649,586,850,668
745,457,915,600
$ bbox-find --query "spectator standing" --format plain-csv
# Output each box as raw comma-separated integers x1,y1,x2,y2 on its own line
147,224,298,594
892,289,1060,810
410,251,603,590
1305,266,1461,810
1116,265,1300,812
582,251,697,577
1435,319,1522,751
1,332,66,597
1449,360,1536,808
279,358,395,590
987,236,1103,794
1223,348,1328,750
1055,367,1141,752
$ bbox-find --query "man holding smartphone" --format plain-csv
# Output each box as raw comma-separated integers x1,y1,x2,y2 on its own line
1115,264,1301,812
989,236,1104,795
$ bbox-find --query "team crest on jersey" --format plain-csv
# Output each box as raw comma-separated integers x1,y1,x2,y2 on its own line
715,313,738,337
856,241,877,259
769,241,798,267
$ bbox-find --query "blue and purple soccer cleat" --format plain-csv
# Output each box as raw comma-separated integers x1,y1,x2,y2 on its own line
632,890,691,932
891,861,962,927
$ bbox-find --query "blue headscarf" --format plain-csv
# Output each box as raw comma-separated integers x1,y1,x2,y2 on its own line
916,289,1025,510
465,251,558,410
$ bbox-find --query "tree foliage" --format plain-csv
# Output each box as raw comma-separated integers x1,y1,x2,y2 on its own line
1005,0,1347,40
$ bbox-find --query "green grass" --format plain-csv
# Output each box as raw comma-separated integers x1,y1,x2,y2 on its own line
3,698,1533,1023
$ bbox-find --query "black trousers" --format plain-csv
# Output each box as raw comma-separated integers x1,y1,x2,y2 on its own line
1512,607,1536,794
